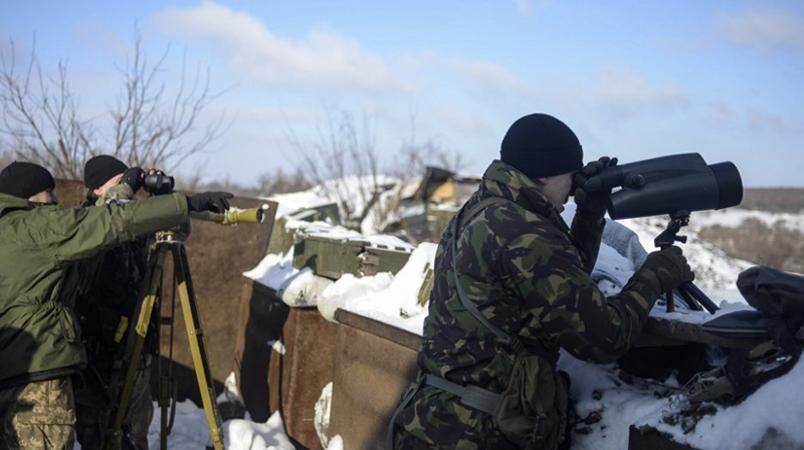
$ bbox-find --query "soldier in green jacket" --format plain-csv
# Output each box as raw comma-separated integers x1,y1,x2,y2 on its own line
0,161,232,449
392,114,694,449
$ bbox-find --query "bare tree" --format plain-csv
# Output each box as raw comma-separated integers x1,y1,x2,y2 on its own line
0,34,226,178
284,109,470,231
0,39,94,178
109,36,227,171
393,114,467,179
286,109,389,228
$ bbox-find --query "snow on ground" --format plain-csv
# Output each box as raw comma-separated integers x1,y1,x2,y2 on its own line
149,405,294,449
560,351,804,450
612,214,754,293
147,399,212,449
144,380,296,450
692,207,804,234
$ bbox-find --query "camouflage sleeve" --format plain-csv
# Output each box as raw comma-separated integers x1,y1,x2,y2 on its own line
569,210,604,274
500,224,663,364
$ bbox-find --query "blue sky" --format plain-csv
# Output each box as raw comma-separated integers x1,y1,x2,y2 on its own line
2,0,803,186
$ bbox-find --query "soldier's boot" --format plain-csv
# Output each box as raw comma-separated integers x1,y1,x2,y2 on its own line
122,369,153,450
75,373,111,449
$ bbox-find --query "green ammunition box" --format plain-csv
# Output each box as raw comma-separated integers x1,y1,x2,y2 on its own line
292,235,413,280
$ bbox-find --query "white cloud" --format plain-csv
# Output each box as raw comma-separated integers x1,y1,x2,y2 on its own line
447,57,529,92
74,21,132,60
707,101,791,134
594,67,689,117
515,0,554,18
717,10,804,51
153,1,408,91
516,0,533,17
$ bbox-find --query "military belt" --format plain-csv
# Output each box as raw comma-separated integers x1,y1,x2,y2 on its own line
423,374,501,415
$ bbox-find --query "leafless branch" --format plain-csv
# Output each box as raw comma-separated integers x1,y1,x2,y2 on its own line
285,108,386,228
0,32,227,180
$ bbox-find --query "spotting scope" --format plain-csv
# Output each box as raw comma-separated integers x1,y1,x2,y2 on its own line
190,204,271,225
575,153,743,220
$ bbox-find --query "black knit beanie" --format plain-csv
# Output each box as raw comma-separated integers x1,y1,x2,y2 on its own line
84,155,128,189
500,113,583,179
0,161,56,199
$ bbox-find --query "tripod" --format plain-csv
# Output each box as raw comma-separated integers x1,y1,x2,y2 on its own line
106,229,224,450
654,210,719,314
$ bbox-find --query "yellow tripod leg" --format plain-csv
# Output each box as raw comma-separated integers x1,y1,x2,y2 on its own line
172,245,225,450
106,246,166,449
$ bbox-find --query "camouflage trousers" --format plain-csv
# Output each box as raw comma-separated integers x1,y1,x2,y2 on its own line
75,367,153,450
392,385,519,450
0,377,76,449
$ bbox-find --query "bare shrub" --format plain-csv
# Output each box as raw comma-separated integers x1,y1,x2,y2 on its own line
286,109,388,229
698,218,804,273
742,188,804,214
257,168,311,196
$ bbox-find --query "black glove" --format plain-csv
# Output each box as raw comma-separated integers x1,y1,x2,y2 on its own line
187,191,234,213
121,167,145,192
639,245,695,292
574,156,618,219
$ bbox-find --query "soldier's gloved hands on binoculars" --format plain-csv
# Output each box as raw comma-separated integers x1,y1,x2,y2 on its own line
574,156,618,220
639,245,695,293
121,167,145,192
186,191,234,213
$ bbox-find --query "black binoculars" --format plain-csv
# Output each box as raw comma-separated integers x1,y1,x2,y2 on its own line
573,153,743,219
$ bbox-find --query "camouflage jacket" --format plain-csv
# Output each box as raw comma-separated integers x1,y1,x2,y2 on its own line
396,160,664,447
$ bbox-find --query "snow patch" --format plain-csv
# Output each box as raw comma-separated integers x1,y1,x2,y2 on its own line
268,340,286,355
244,248,298,291
279,268,333,307
224,412,296,450
314,382,333,448
692,208,804,234
316,243,437,334
217,371,245,407
317,272,394,322
146,400,296,449
324,435,344,450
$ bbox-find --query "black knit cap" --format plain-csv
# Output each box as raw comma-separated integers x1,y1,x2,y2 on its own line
0,161,56,199
84,155,128,189
500,113,583,179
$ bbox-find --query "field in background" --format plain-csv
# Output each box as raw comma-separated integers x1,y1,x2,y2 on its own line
699,188,804,274
742,188,804,214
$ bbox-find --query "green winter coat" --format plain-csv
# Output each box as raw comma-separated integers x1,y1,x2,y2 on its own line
395,160,666,449
0,192,188,387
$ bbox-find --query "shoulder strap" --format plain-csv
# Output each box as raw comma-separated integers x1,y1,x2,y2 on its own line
451,197,524,353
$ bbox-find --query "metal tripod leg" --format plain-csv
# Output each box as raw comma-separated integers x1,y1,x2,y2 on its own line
106,244,166,449
171,243,225,450
107,240,224,450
